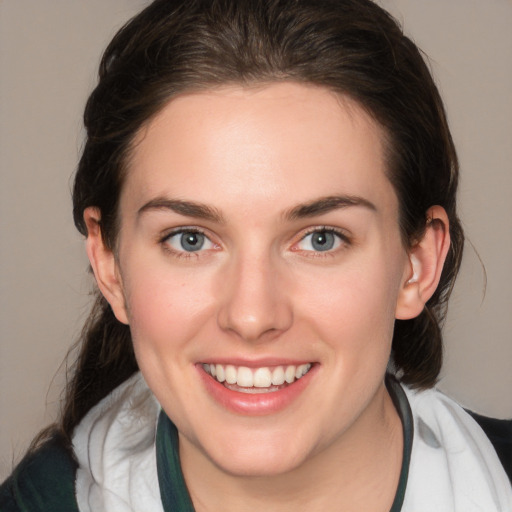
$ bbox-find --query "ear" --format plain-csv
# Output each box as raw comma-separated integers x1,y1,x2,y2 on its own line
395,206,451,320
84,207,129,325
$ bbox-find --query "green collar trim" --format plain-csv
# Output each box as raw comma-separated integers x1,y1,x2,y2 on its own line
156,413,195,512
156,375,413,512
387,375,414,512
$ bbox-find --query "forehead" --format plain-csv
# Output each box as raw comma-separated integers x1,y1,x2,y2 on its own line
124,82,397,219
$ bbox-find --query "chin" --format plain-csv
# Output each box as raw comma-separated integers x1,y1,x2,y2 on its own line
192,425,319,478
212,449,308,478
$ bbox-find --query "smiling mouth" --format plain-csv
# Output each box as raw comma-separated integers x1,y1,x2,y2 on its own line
201,363,312,393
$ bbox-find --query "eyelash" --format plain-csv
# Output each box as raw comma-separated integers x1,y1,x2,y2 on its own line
160,227,216,259
292,226,351,257
159,226,351,259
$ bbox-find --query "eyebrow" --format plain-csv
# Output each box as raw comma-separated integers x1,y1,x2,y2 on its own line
284,195,376,220
137,198,225,223
137,194,376,224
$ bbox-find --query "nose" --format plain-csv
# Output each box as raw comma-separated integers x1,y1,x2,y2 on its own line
217,250,293,343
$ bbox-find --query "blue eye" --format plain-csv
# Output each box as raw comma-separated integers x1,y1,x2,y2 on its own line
297,229,344,252
164,230,214,252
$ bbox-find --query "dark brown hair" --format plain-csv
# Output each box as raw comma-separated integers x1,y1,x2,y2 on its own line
64,0,463,438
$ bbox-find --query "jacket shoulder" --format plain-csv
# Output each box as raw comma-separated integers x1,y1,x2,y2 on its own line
466,410,512,485
0,432,79,512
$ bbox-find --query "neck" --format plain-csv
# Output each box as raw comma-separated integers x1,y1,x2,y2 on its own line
179,382,404,512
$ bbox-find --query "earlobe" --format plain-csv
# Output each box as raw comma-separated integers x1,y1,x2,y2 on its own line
395,206,451,320
84,207,129,325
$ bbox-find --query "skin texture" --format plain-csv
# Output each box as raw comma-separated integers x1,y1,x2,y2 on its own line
85,83,450,511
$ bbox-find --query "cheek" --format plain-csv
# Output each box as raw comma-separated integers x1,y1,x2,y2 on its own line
122,262,217,357
293,256,402,351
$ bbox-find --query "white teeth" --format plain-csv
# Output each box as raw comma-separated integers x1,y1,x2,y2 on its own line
271,366,285,385
225,365,237,384
253,367,272,388
285,365,296,383
237,366,253,387
296,363,311,378
216,364,225,382
203,363,312,389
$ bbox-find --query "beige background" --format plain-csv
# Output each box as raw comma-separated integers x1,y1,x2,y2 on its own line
0,0,511,480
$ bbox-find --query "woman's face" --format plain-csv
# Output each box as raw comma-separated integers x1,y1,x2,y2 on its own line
113,83,411,476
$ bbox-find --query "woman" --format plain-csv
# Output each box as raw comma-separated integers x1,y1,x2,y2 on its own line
1,0,510,510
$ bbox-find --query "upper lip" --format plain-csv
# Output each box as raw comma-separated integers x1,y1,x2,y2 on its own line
198,358,315,368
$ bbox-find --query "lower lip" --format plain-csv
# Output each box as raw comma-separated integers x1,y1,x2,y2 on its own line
197,364,317,416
